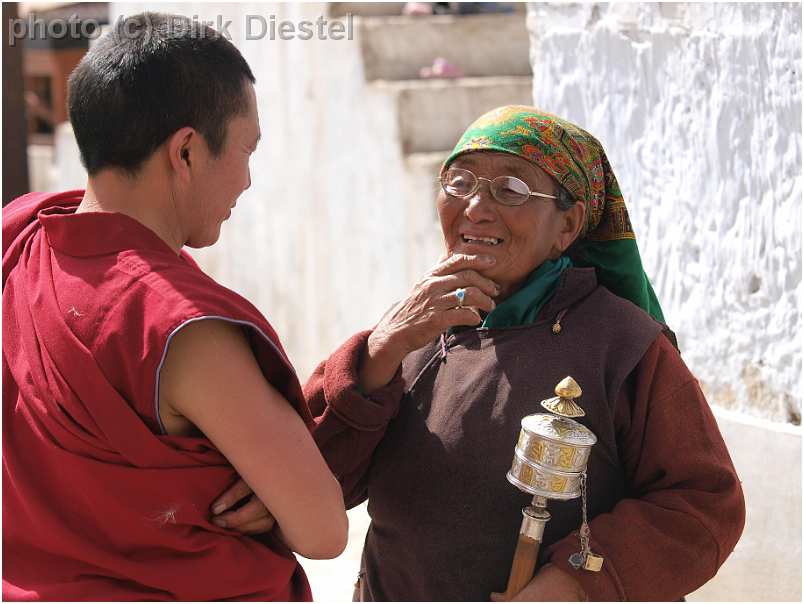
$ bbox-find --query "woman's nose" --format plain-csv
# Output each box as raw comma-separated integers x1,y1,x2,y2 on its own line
464,182,497,222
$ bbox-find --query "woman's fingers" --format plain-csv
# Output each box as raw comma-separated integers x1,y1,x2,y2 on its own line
437,286,496,313
371,253,501,356
441,306,484,328
429,253,497,278
435,270,500,299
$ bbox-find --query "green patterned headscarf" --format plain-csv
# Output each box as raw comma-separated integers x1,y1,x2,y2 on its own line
444,105,667,325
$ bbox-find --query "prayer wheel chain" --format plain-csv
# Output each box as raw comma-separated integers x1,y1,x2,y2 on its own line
568,472,604,572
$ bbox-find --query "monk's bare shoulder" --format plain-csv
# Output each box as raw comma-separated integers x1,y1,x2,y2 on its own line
158,319,249,436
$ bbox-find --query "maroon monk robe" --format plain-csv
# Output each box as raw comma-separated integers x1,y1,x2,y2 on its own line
3,191,313,601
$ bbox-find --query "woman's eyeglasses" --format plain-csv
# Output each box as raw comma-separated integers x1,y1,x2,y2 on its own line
439,167,558,207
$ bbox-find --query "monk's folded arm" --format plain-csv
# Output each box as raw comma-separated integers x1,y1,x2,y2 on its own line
158,318,348,559
544,336,746,600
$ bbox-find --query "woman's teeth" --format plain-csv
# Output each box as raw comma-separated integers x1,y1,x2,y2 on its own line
463,235,502,246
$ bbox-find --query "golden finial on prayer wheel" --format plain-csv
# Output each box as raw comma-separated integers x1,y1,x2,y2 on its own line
540,376,586,418
555,376,582,399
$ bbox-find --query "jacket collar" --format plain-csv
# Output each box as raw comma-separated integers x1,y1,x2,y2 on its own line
540,267,599,320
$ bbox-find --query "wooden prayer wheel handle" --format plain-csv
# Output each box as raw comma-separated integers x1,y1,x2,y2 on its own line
503,503,550,600
503,533,541,599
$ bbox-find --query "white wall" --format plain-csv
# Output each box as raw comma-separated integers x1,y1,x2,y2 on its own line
527,2,801,425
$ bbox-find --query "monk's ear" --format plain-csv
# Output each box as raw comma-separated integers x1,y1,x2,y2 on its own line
552,201,586,256
167,127,197,182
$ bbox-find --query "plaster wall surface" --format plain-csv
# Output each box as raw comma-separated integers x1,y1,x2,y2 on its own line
527,2,801,425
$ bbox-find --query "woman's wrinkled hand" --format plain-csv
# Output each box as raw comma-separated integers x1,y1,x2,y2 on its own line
210,478,276,535
378,253,499,352
490,564,588,602
359,254,499,392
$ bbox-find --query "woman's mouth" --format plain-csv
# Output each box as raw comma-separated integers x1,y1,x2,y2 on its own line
462,234,503,246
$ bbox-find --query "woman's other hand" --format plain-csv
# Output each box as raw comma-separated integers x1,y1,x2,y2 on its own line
489,564,588,602
211,478,276,535
359,254,499,392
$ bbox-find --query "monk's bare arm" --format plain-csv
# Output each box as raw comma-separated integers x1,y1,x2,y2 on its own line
158,319,348,559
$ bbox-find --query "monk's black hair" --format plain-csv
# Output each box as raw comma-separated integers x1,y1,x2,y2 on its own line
68,12,255,176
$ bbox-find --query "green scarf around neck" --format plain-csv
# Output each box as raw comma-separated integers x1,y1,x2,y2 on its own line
482,257,571,328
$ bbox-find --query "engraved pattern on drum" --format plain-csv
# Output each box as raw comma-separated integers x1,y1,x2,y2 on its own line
557,445,577,470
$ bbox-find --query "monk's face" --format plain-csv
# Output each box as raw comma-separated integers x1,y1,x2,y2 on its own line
186,83,261,248
437,151,582,300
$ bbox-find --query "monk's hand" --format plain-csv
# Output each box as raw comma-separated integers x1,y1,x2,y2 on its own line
359,253,499,392
490,564,588,602
210,478,276,535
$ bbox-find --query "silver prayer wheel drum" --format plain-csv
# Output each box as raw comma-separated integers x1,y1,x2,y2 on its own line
508,447,583,499
506,377,597,500
516,414,596,473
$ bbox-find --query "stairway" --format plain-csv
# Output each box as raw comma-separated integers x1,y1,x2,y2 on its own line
353,10,532,151
337,7,533,280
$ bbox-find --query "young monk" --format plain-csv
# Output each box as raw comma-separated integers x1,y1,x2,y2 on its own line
2,13,346,601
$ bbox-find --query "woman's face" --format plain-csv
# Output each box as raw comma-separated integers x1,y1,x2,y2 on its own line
437,151,585,300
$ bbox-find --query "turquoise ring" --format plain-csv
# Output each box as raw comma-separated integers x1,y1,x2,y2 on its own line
455,287,466,308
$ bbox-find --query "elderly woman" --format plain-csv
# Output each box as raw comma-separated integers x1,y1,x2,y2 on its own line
216,106,746,601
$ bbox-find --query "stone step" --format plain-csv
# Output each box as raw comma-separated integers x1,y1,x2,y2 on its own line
329,3,406,18
375,75,533,154
329,3,526,18
358,14,531,81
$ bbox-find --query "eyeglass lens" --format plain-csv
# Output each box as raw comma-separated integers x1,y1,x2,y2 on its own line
442,168,532,205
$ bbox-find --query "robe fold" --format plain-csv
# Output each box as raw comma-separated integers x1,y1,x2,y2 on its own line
3,191,313,601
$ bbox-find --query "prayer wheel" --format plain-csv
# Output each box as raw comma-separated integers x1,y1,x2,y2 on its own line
502,377,603,600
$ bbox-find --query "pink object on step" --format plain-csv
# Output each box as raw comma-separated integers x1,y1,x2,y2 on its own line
419,57,465,79
403,2,434,16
